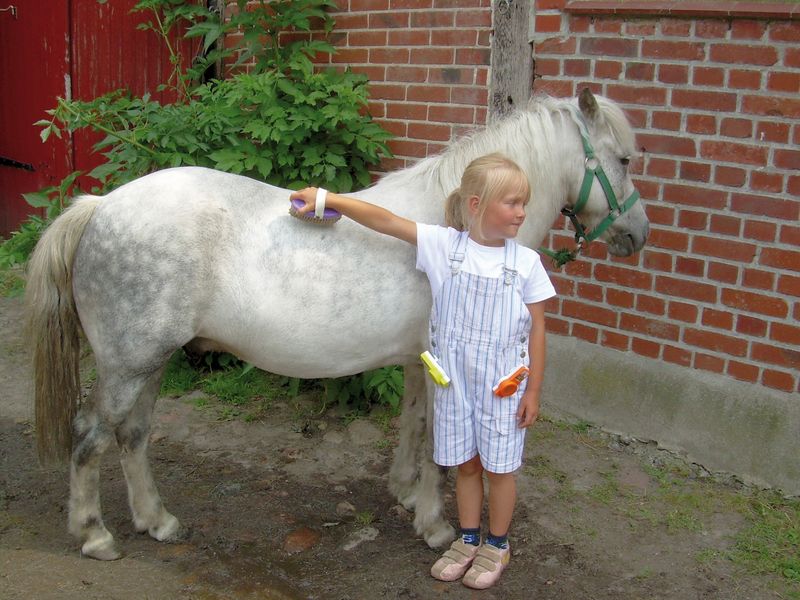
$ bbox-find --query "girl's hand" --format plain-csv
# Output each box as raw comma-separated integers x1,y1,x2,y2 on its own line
289,187,318,216
517,389,540,428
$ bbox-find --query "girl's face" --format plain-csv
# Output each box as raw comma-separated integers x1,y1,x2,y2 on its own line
469,189,529,246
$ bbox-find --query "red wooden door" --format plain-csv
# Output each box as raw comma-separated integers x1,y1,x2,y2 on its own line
0,0,195,237
0,1,72,236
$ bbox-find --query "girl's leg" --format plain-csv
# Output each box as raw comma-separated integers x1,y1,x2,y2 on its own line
456,455,484,530
430,455,484,582
485,470,516,542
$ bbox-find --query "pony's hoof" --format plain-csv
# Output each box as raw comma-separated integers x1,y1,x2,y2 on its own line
149,513,181,542
395,487,418,511
81,535,121,561
423,521,456,549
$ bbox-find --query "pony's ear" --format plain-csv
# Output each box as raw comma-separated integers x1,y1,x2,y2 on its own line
578,88,599,122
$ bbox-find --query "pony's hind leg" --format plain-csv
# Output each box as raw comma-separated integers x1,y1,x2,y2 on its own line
68,369,164,560
388,363,427,509
116,367,181,543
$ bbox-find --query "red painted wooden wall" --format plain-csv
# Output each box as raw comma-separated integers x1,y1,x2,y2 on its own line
0,0,194,237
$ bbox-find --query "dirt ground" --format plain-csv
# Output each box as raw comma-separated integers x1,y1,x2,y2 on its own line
0,293,793,600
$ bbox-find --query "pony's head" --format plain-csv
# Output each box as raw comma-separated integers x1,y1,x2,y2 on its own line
563,89,649,257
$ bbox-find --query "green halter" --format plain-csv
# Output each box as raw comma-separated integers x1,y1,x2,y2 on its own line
539,112,641,268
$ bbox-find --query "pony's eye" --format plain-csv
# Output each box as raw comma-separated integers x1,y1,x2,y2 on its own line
620,157,631,166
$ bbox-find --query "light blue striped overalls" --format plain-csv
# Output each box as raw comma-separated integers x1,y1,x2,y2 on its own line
430,232,532,474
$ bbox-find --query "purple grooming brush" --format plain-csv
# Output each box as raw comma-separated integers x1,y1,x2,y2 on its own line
289,197,342,224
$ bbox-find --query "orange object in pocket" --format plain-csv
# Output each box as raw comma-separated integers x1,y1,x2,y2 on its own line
492,365,529,397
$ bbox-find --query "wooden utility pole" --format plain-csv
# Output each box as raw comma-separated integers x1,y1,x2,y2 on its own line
489,0,534,121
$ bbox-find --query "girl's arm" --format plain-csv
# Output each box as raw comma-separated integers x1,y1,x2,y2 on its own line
290,187,417,246
517,300,547,428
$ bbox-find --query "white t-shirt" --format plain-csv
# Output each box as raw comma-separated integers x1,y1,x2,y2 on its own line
415,223,557,304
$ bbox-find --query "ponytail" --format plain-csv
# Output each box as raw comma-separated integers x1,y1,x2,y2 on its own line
444,188,468,231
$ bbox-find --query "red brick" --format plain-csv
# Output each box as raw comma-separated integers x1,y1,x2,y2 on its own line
595,18,624,34
407,122,451,141
626,20,657,36
662,184,727,210
607,288,635,308
536,13,562,33
768,71,800,94
594,264,653,290
702,308,734,330
743,95,800,119
606,85,668,106
750,172,783,193
661,18,691,36
577,282,603,302
643,249,673,272
535,58,561,77
710,214,741,236
626,62,655,81
380,119,407,137
386,102,427,119
720,118,753,139
674,89,737,112
737,315,767,337
428,104,474,124
410,47,455,65
781,225,800,246
742,267,773,290
685,328,748,357
686,114,717,135
370,47,410,64
536,0,567,9
761,248,800,273
696,19,728,38
533,79,574,98
649,229,689,252
634,179,660,201
701,141,767,167
580,37,638,57
784,47,800,69
743,219,777,242
668,301,698,323
652,111,681,131
729,69,763,90
388,139,428,158
572,322,599,343
756,121,790,143
694,353,725,374
692,66,724,87
545,316,569,335
428,67,474,85
692,236,757,263
348,31,388,46
761,370,796,393
722,289,789,318
731,20,767,40
602,330,630,351
561,299,618,328
775,149,800,171
710,44,778,66
431,29,479,46
715,166,747,188
386,66,427,82
370,12,410,28
707,262,739,284
663,345,692,367
455,48,490,66
675,256,705,277
642,40,704,61
594,60,623,79
659,64,689,85
679,162,711,182
407,85,448,102
535,36,577,55
751,342,800,370
638,134,696,157
632,337,661,358
455,9,491,28
727,361,759,383
331,47,369,63
656,276,717,303
770,21,800,43
409,11,454,27
565,59,591,77
636,294,666,316
731,193,799,221
569,15,592,33
770,322,800,346
388,30,430,46
393,0,433,7
646,157,677,179
677,209,707,230
370,83,406,101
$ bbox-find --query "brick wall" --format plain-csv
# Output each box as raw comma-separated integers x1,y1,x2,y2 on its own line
245,1,799,394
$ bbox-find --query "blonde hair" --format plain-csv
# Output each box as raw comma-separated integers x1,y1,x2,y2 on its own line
444,153,530,236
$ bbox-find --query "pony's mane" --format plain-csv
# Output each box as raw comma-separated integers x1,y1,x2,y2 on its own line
378,94,635,198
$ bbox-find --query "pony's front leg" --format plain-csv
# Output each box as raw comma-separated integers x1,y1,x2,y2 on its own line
412,379,456,548
117,369,181,543
68,395,120,560
388,362,427,509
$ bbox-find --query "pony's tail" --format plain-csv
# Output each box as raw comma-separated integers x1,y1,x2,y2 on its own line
25,196,101,464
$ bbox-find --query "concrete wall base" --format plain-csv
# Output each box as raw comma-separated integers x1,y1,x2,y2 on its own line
542,335,799,496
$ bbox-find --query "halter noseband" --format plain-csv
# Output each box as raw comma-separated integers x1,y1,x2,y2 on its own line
539,111,641,267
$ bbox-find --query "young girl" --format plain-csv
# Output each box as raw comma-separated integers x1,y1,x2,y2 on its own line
290,153,556,589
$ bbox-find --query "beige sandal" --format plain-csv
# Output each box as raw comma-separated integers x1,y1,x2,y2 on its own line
430,539,481,582
462,543,510,589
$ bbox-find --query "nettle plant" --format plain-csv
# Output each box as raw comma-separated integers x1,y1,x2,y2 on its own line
5,0,402,411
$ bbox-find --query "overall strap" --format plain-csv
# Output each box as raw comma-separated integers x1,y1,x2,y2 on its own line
502,240,518,286
448,231,468,275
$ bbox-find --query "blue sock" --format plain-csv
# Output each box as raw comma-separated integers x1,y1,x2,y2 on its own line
486,531,509,549
460,527,481,546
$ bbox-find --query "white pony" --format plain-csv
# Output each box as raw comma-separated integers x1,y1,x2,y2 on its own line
26,89,648,560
